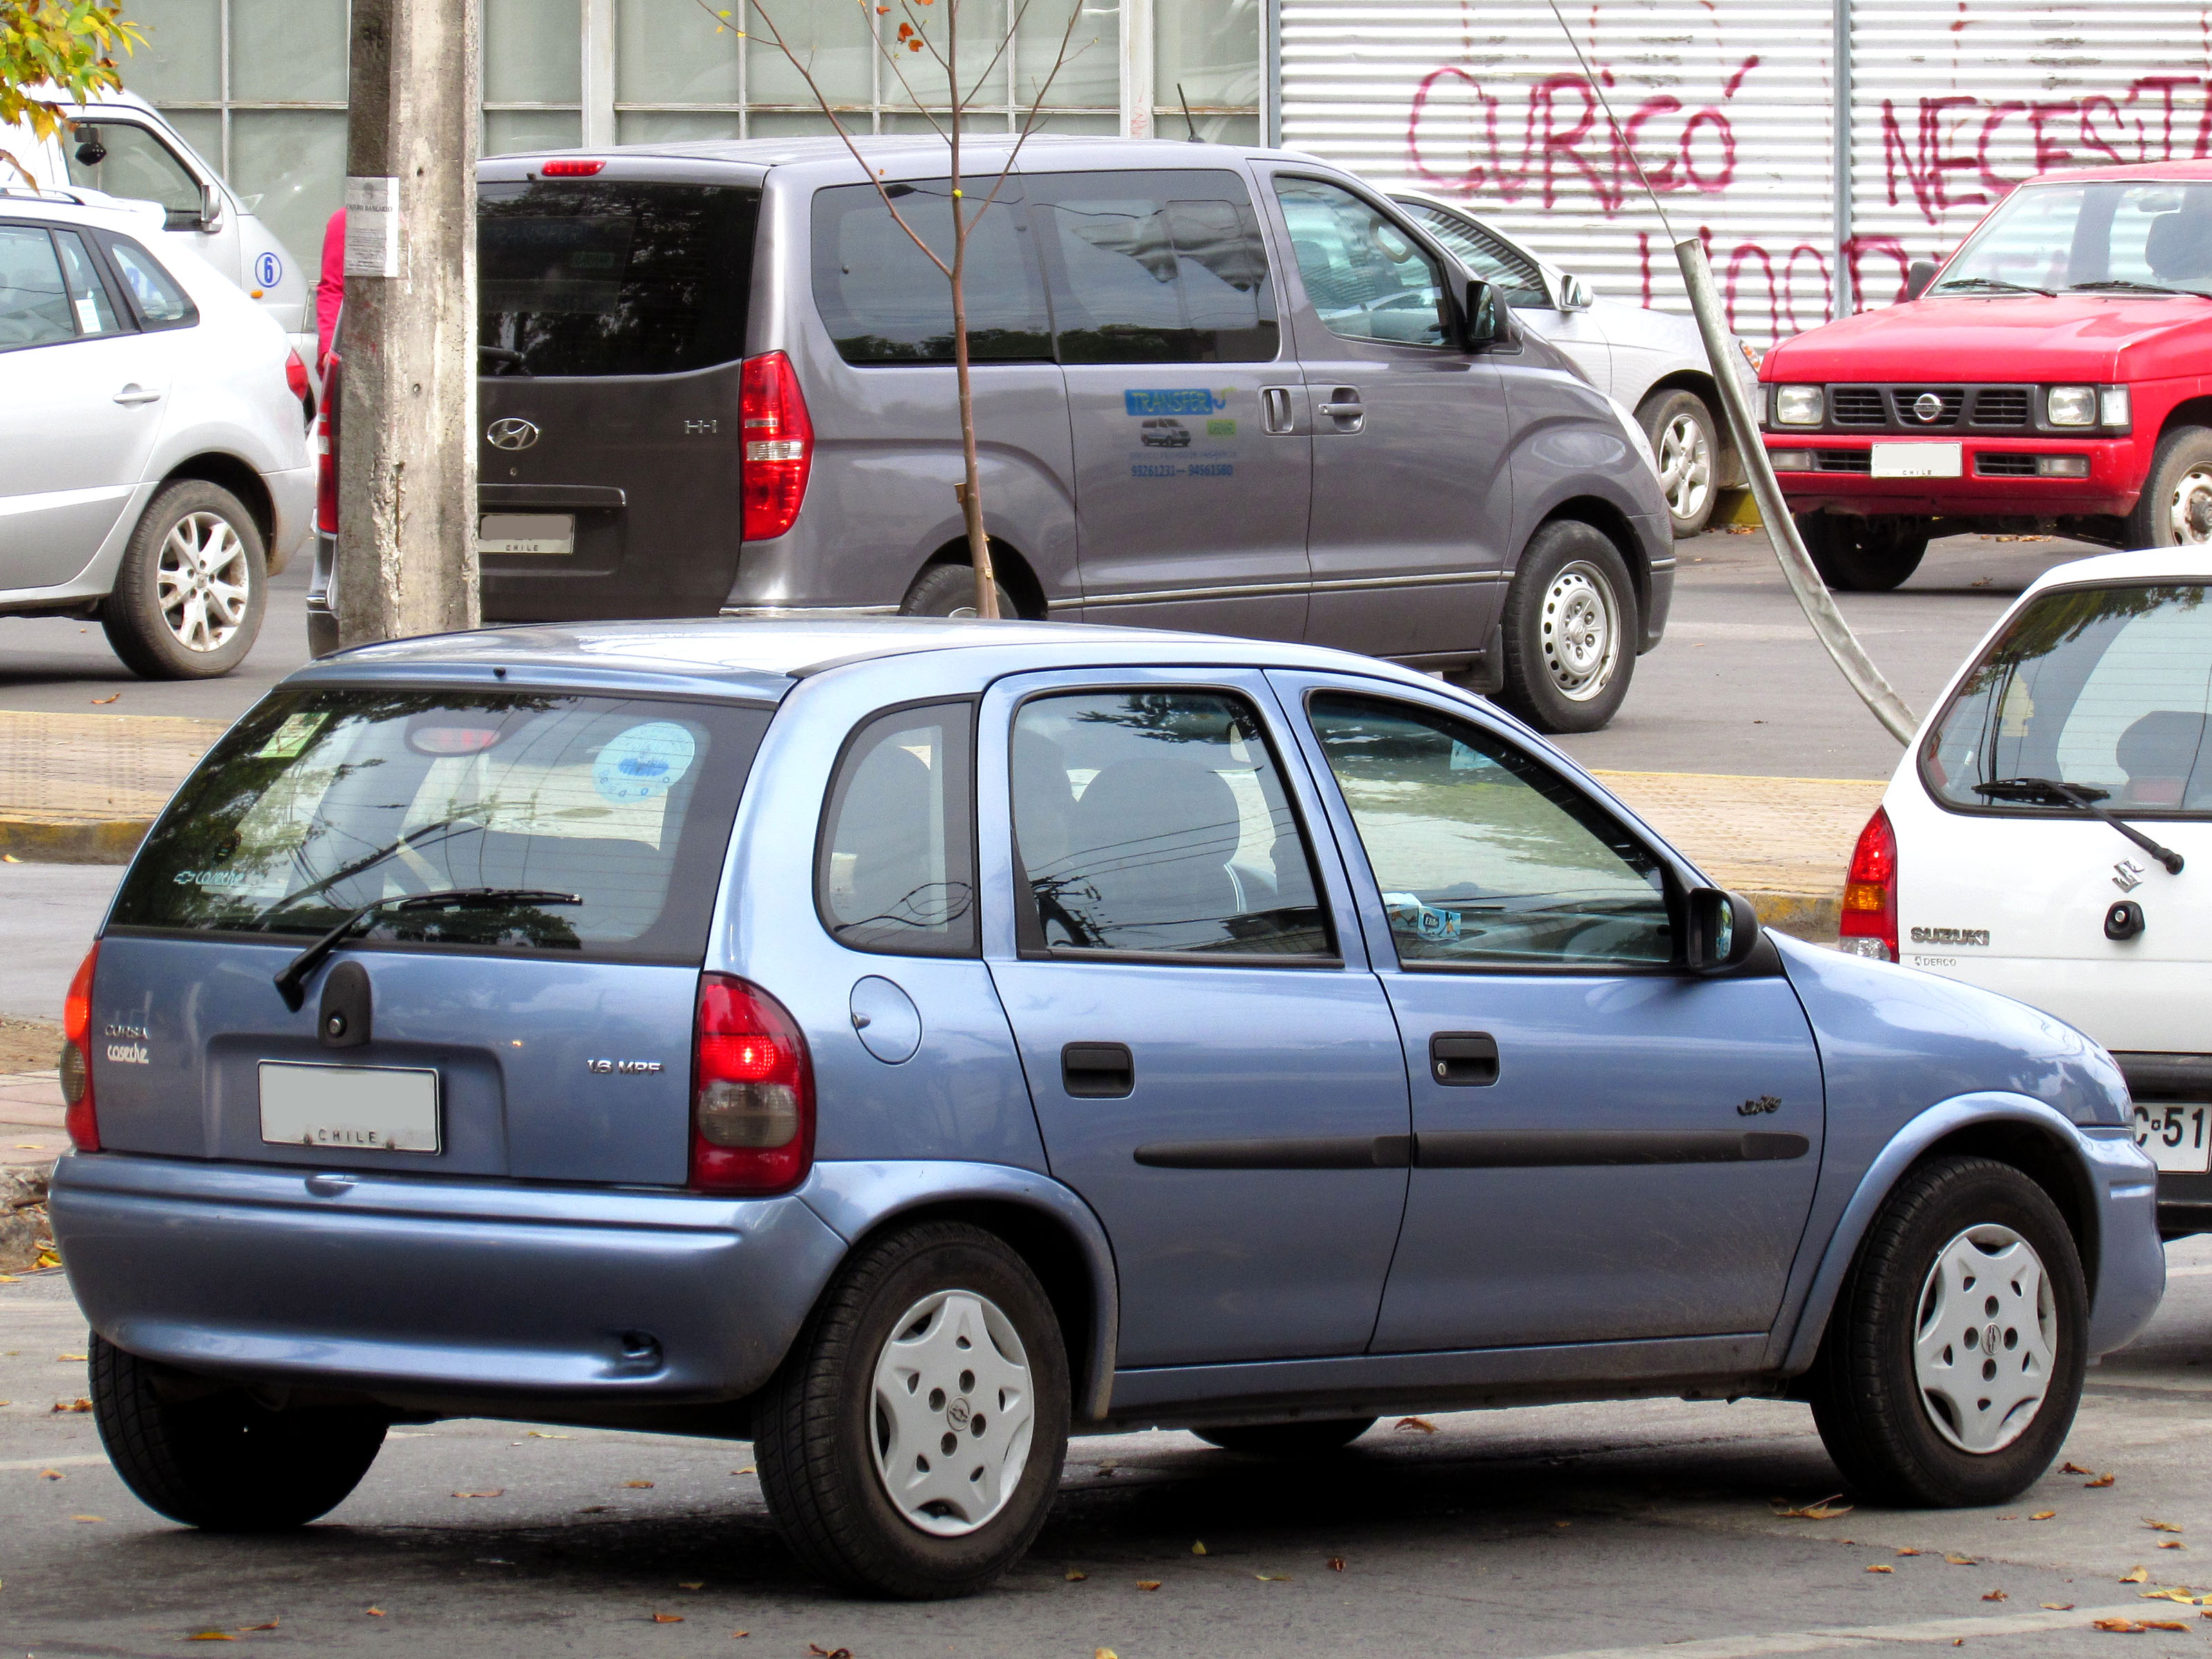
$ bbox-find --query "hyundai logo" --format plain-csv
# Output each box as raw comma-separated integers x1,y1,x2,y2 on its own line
1912,393,1944,422
487,417,540,451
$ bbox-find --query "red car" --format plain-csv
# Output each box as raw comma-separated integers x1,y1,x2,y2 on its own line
1759,160,2212,589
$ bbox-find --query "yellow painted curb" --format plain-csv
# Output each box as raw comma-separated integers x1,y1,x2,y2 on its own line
1743,888,1841,939
0,816,152,865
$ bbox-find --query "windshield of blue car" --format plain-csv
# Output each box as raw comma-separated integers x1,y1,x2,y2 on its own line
1936,181,2212,297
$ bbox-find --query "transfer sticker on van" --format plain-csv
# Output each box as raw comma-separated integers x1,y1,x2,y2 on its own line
1124,388,1230,416
594,721,697,804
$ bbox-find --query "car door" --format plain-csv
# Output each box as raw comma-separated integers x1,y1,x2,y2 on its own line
1028,167,1311,642
1258,172,1512,661
1281,674,1826,1352
1396,200,1613,394
980,668,1409,1369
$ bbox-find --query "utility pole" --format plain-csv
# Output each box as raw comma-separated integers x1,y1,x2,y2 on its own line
337,0,480,646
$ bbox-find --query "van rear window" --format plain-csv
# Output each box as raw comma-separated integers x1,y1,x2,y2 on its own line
479,180,759,377
111,690,770,963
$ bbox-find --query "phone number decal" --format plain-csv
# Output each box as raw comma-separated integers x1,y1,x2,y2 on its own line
1130,462,1235,478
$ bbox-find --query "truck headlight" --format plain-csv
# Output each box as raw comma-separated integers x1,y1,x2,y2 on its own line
2047,386,2097,427
1774,385,1825,427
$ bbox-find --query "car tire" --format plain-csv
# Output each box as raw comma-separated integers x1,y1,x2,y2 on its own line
1638,388,1720,538
101,480,268,679
1796,513,1929,592
900,561,1017,621
752,1221,1071,1600
1806,1155,2086,1509
1496,521,1638,734
2124,425,2212,547
1194,1418,1376,1456
90,1333,386,1530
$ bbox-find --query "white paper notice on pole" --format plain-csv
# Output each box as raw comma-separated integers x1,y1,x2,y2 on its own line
342,176,400,278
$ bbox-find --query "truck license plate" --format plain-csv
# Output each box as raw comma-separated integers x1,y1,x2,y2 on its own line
2133,1100,2212,1174
478,513,574,556
1870,442,1962,478
259,1061,441,1153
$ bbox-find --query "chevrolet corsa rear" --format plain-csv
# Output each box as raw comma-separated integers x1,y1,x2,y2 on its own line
51,618,2162,1598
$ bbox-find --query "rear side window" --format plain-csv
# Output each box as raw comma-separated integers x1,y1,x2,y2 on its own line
816,702,977,956
811,180,1051,364
0,225,76,349
111,689,771,963
53,231,122,335
104,236,197,328
479,180,760,376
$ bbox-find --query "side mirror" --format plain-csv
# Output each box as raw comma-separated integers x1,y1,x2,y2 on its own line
165,182,224,235
1902,257,1940,301
1463,277,1506,347
1557,272,1593,311
1683,885,1761,974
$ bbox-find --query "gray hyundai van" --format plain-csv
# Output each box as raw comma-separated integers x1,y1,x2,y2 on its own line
457,135,1671,733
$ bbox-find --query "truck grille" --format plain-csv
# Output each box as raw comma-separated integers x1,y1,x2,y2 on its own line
1969,387,2032,427
1829,387,1888,427
1792,383,2037,433
1889,387,1965,427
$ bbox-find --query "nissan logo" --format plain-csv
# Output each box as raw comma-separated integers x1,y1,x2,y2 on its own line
487,417,540,451
1912,393,1944,422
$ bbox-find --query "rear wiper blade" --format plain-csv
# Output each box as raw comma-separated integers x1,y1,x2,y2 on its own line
478,345,532,375
1971,777,2185,874
274,887,581,1010
1933,276,2057,297
2067,279,2207,297
249,815,486,928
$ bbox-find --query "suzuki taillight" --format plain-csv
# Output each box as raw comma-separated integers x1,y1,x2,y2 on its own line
1839,806,1898,962
740,350,813,541
691,974,813,1195
285,347,313,422
60,943,99,1152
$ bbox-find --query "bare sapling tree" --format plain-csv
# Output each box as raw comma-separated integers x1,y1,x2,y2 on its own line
0,1,142,187
699,0,1094,619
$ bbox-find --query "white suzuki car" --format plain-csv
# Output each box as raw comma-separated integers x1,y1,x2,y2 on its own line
0,189,312,677
1844,545,2212,1236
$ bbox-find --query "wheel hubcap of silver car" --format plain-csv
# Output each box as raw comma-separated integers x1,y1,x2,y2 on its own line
1658,412,1713,521
157,512,252,653
870,1288,1035,1537
1540,561,1622,702
1913,1224,2055,1454
2164,466,2212,543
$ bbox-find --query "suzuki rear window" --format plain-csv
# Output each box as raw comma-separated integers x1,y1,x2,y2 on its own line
111,690,771,962
478,180,759,376
1922,583,2212,816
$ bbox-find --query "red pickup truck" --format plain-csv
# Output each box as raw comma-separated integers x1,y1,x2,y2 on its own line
1759,160,2212,589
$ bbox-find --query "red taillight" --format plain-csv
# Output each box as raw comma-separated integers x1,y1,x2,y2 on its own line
542,158,606,176
314,351,340,535
1839,806,1898,962
285,347,313,420
61,943,99,1152
691,974,813,1195
740,350,813,541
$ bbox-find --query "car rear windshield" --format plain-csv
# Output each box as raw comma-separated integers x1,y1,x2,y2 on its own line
1921,582,2212,816
110,688,771,962
478,179,760,376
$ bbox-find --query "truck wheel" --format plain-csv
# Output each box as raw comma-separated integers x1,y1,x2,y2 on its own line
2125,426,2212,547
1497,521,1637,734
1195,1418,1376,1456
1638,388,1719,538
753,1221,1070,1599
1806,1156,2086,1508
900,561,1017,621
90,1334,386,1530
101,480,267,679
1797,514,1929,592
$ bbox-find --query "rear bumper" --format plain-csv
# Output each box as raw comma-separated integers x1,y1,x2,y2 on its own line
50,1152,847,1409
1765,434,2142,518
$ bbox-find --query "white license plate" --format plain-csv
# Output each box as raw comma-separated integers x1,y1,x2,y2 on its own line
2133,1101,2212,1173
478,512,574,556
259,1061,441,1154
1870,442,1963,478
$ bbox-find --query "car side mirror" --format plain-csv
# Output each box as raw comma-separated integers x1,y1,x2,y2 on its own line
1557,272,1593,312
1463,277,1506,347
1902,257,1939,301
1683,885,1761,974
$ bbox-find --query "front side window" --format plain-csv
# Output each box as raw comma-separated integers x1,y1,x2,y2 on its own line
104,237,196,328
1012,689,1330,957
1398,203,1547,310
812,180,1051,365
0,225,76,350
1272,177,1449,347
1939,180,2212,297
1309,693,1672,968
64,122,202,221
817,702,977,956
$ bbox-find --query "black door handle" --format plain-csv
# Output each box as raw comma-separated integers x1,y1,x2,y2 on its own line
1062,1042,1134,1098
1430,1031,1499,1086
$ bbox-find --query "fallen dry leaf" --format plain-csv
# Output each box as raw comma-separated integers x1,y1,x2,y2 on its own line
187,1633,238,1642
1135,1580,1162,1591
2139,1589,2197,1604
2145,1622,2191,1632
1327,1557,1346,1572
55,1353,85,1362
731,1466,755,1476
1065,1569,1087,1582
1772,1496,1854,1520
1866,1564,1894,1573
2092,1619,2147,1632
1896,1547,1924,1557
91,694,120,705
1096,1651,1118,1659
2121,1565,2150,1582
679,1582,704,1591
452,1490,504,1499
651,1613,684,1623
625,1480,655,1489
805,1647,851,1659
237,1622,279,1633
2062,1461,2095,1474
39,1469,61,1480
1944,1553,1976,1566
51,1398,91,1413
1256,1573,1293,1582
2145,1519,2184,1533
2032,1510,2056,1521
1191,1541,1207,1555
2088,1473,2117,1488
526,1431,570,1439
0,854,17,863
364,1608,386,1617
1394,1416,1436,1434
2042,1602,2075,1610
1983,1589,2007,1602
2161,1541,2186,1550
71,1515,103,1523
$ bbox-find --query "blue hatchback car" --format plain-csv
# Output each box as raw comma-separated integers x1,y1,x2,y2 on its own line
51,619,2162,1597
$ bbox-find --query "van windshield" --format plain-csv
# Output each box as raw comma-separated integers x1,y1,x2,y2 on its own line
1937,181,2212,297
478,179,760,376
111,689,770,961
1920,583,2212,816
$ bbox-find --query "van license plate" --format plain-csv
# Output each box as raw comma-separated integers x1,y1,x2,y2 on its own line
478,513,574,556
259,1061,440,1154
1870,442,1962,478
2133,1101,2212,1173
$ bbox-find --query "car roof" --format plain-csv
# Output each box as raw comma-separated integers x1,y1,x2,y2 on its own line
2015,159,2212,187
0,185,167,234
2021,546,2212,599
479,132,1320,180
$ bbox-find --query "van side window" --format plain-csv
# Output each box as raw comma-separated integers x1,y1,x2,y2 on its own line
64,122,202,222
817,702,978,956
812,182,1051,365
1273,177,1450,348
0,226,78,350
1027,169,1278,364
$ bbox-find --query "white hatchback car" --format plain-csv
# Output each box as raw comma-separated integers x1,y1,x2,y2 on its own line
0,189,311,678
1844,545,2212,1236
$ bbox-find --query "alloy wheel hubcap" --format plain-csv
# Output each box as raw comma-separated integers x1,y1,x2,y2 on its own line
156,511,252,653
2168,467,2212,543
870,1288,1035,1536
1913,1224,2055,1454
1539,561,1622,702
1657,413,1713,521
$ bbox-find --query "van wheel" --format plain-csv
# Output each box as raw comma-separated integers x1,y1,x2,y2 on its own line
1638,388,1719,537
1195,1418,1376,1456
2125,426,2212,547
1797,514,1929,591
89,1334,386,1530
1497,521,1636,734
1806,1156,2086,1508
101,480,267,679
753,1221,1070,1599
901,562,1017,621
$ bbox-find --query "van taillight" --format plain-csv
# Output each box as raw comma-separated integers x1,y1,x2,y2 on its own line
739,350,813,541
1839,806,1898,962
60,944,99,1152
691,974,813,1195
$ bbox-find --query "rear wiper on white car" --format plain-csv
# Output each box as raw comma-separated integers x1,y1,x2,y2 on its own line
1933,276,2057,297
2068,279,2210,297
274,888,581,1009
1971,778,2186,874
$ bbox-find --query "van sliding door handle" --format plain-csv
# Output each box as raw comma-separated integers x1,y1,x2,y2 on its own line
1429,1031,1499,1086
1259,386,1295,434
1062,1042,1134,1098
